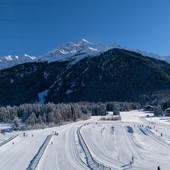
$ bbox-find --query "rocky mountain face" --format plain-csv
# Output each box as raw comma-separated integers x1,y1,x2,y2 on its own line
0,47,170,106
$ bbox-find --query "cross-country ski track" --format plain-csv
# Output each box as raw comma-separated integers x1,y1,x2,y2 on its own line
1,110,170,170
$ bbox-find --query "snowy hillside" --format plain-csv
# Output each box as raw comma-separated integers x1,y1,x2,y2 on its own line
1,47,170,106
0,54,37,70
159,55,170,63
109,44,170,64
0,39,170,70
0,39,107,70
1,110,170,170
132,49,170,63
40,39,108,63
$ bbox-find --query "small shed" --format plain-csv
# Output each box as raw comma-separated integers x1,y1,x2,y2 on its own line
165,108,170,116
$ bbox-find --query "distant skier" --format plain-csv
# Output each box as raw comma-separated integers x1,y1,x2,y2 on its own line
129,161,132,168
112,126,114,131
157,166,160,170
132,156,134,163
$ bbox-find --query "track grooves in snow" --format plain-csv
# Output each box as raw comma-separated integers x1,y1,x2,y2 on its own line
1,111,170,170
27,134,52,170
84,124,122,168
141,127,170,149
36,126,88,170
78,125,112,170
66,127,88,170
121,126,144,160
0,134,18,147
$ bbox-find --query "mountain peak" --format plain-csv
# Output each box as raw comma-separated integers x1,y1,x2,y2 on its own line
41,39,107,63
80,38,90,43
0,39,170,71
71,39,91,48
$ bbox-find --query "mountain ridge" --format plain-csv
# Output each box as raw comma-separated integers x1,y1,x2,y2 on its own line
0,39,170,70
0,47,170,106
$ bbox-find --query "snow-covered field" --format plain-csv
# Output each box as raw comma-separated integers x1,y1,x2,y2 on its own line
0,110,170,170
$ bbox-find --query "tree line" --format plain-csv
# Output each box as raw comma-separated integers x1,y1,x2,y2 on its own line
0,102,140,129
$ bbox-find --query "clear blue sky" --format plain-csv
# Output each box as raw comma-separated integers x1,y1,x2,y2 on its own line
0,0,170,56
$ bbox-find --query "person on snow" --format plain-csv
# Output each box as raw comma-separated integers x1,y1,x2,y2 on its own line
132,156,134,163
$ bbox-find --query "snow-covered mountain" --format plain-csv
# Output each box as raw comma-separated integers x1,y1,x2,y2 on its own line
0,39,170,70
1,46,170,106
40,39,108,63
0,39,107,70
157,55,170,63
0,54,37,70
130,49,170,63
109,44,170,64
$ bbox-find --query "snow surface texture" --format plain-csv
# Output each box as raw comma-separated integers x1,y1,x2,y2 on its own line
0,39,170,70
1,111,170,169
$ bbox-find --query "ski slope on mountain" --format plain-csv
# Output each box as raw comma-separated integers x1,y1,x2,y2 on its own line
1,111,170,170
